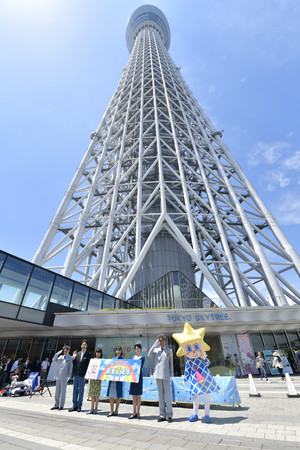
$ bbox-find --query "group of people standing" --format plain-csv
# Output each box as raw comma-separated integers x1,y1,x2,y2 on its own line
51,340,146,419
50,336,174,422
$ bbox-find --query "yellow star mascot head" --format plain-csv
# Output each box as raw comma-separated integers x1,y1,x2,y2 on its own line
173,323,210,359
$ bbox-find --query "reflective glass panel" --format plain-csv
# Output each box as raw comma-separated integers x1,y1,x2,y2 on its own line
56,338,71,352
286,332,300,348
16,339,32,361
0,339,8,357
0,252,7,272
250,333,264,352
5,339,19,360
30,338,45,369
262,333,276,350
0,256,32,305
103,294,115,309
22,267,55,310
88,289,103,311
274,332,289,349
70,283,89,311
50,276,73,307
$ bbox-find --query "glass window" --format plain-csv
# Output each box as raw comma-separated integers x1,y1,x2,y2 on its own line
274,332,289,349
16,339,32,361
87,289,103,311
30,338,45,369
22,267,55,311
42,338,57,362
0,256,32,305
172,271,179,285
49,276,73,307
250,333,264,352
70,337,85,355
103,294,115,309
0,252,7,272
4,339,19,360
70,337,95,358
262,333,276,350
286,332,300,348
70,283,89,311
0,339,8,357
56,338,71,352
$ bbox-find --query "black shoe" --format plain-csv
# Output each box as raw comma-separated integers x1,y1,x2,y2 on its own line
167,417,172,423
59,407,63,410
51,406,59,410
77,407,81,412
69,407,77,412
157,417,166,422
128,414,137,419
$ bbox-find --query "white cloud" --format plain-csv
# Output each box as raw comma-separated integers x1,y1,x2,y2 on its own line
247,141,290,167
209,85,216,93
283,151,300,170
266,183,275,192
286,131,294,138
266,170,291,190
275,193,300,225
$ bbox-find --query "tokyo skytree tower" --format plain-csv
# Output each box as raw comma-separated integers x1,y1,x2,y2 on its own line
33,5,300,308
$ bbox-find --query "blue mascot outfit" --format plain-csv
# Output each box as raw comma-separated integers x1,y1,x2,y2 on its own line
173,323,219,423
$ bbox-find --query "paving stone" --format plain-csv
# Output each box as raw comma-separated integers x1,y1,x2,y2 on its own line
1,379,300,449
239,441,262,448
219,439,243,446
82,440,117,449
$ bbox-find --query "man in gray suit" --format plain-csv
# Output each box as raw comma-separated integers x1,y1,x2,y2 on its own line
51,345,73,411
148,334,174,422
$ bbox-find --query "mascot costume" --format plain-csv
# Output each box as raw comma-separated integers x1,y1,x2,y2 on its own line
173,323,219,423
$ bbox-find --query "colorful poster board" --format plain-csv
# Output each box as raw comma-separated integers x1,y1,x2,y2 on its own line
262,350,278,375
100,376,240,405
172,376,241,405
263,350,293,375
236,333,257,374
94,337,148,376
85,358,141,383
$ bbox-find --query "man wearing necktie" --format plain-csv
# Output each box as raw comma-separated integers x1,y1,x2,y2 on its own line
69,340,91,412
51,344,73,411
148,333,174,423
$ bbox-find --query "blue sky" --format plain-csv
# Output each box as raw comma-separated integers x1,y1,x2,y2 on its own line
1,0,299,274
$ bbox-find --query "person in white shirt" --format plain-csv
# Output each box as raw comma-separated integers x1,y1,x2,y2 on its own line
10,358,21,373
41,357,50,381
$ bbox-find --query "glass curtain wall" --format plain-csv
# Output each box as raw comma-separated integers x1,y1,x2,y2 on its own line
0,251,137,324
251,331,300,373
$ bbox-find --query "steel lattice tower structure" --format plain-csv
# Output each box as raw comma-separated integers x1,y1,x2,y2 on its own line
33,5,300,308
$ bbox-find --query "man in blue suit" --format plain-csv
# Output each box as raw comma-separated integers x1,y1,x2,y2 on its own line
69,340,91,412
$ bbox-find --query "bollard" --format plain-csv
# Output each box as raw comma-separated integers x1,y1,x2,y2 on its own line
285,373,300,398
249,374,261,397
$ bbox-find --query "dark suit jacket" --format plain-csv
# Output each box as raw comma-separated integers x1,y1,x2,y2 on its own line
73,351,91,377
4,360,13,374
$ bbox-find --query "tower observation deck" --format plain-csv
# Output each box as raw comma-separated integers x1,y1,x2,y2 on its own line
33,5,300,308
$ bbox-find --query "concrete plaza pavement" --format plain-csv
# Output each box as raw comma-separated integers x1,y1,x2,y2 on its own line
0,376,300,450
